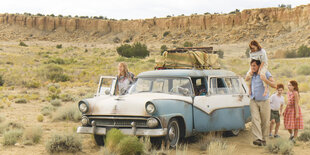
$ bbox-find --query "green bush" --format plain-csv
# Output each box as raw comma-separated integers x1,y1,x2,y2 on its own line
56,44,62,49
53,104,81,122
163,31,170,37
285,50,297,58
23,126,43,144
217,50,224,59
46,133,82,153
0,74,4,86
44,65,70,82
266,138,293,155
117,136,144,155
60,93,75,102
297,65,310,75
160,45,168,54
51,99,61,107
47,83,61,100
41,105,55,116
106,128,126,151
183,42,193,47
298,130,310,142
297,44,310,57
116,42,150,58
19,41,28,47
37,114,44,122
24,80,41,88
15,98,27,104
3,129,24,145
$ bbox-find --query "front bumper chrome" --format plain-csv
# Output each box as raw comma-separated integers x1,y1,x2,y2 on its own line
77,126,167,137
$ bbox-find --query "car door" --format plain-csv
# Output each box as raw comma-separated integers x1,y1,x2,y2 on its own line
193,76,245,132
96,76,117,96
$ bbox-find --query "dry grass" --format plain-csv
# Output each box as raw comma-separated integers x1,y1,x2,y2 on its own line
207,139,236,155
266,138,294,155
23,126,43,145
46,133,82,153
52,103,81,122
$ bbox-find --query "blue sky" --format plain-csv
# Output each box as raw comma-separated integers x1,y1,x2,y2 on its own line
1,0,309,19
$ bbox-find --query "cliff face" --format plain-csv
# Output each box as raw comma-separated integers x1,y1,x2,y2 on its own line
0,4,309,44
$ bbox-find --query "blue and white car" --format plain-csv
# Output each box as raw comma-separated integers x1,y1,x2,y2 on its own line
77,69,251,147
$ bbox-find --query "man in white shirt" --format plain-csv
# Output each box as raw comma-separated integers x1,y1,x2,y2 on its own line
269,84,284,138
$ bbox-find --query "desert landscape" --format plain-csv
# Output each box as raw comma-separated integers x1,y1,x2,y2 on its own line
0,3,310,155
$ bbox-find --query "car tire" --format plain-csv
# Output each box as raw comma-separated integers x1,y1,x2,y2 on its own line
165,118,180,148
94,134,105,146
223,129,240,137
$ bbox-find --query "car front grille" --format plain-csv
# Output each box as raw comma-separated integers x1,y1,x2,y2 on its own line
88,116,148,128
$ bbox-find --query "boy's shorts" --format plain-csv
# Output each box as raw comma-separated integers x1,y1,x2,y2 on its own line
270,110,280,123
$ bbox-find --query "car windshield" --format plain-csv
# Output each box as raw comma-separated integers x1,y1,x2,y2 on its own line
130,77,193,96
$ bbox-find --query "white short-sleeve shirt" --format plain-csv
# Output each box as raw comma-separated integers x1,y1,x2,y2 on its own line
269,94,284,111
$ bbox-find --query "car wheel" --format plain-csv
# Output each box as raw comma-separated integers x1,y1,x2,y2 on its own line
166,118,180,148
94,134,105,146
223,129,240,137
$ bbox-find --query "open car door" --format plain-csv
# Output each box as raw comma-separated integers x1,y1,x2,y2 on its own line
96,76,117,96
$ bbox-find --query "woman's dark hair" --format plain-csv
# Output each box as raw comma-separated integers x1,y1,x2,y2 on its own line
250,59,261,66
249,40,262,51
289,80,299,95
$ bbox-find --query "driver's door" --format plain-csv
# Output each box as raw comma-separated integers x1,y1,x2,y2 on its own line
96,76,117,96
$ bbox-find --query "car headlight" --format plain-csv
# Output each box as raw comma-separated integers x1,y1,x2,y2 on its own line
78,100,89,113
147,118,159,128
81,116,89,126
145,102,156,114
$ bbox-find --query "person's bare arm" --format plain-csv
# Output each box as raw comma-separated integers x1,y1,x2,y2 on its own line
258,62,265,74
294,91,300,119
261,76,276,88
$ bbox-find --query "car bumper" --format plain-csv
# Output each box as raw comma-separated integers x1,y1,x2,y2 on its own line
77,126,167,137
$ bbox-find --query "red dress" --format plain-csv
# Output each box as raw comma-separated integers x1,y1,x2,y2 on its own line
284,91,303,129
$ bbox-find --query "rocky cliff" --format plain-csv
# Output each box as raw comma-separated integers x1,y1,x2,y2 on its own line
0,4,309,45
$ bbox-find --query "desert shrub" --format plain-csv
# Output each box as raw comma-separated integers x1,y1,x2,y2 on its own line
183,41,193,47
41,105,55,116
106,128,126,151
0,121,24,134
60,93,75,102
285,50,297,58
297,65,310,75
15,98,27,104
23,126,43,145
113,37,121,43
47,83,61,100
207,140,236,155
229,9,240,14
53,103,81,122
266,138,293,155
51,99,61,107
43,65,70,82
116,42,149,58
163,31,170,37
0,74,4,86
56,44,62,49
245,48,250,58
46,133,82,153
160,45,168,54
3,129,24,145
117,136,144,155
19,41,28,47
217,50,224,59
37,114,44,122
24,80,41,88
46,58,65,64
298,130,310,142
297,45,310,57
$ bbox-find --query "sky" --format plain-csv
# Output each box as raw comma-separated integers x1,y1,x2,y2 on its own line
1,0,309,19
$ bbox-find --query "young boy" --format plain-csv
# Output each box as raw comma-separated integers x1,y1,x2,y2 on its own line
269,84,284,138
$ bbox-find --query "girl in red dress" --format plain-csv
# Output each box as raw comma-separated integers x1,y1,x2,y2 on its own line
283,80,303,142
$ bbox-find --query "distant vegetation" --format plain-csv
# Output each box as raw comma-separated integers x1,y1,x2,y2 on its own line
116,42,150,58
229,9,240,14
184,41,194,47
278,4,292,8
285,45,310,58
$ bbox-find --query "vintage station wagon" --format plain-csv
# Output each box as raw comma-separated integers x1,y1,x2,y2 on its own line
77,69,251,147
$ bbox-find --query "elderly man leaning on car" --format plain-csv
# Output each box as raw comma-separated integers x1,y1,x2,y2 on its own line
245,59,276,146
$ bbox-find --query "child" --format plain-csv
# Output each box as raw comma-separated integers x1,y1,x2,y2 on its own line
269,84,284,138
283,80,303,143
246,40,269,96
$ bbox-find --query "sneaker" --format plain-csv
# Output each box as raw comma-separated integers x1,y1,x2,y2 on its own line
289,135,294,140
253,139,262,146
290,138,296,144
274,135,280,138
261,140,267,146
269,133,273,137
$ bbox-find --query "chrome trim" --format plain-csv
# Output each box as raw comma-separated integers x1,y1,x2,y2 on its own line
77,126,167,137
88,116,148,120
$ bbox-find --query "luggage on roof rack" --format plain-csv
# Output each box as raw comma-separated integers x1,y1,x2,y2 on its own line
155,47,220,70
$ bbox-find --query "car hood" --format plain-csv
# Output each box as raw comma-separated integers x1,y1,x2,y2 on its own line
85,93,192,116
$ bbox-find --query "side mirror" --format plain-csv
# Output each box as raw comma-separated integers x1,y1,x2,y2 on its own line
105,89,110,95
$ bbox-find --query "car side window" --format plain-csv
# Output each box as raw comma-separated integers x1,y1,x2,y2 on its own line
191,77,207,96
210,77,228,95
